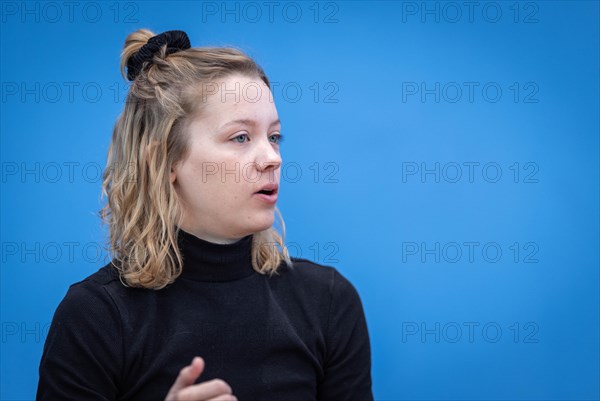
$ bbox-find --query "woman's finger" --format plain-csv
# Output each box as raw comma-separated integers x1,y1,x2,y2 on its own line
176,378,233,401
205,395,238,401
164,357,205,401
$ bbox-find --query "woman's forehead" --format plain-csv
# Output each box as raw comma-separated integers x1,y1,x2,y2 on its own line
203,75,273,106
192,79,278,124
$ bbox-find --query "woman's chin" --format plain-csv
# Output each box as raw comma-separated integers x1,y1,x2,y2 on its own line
248,213,276,233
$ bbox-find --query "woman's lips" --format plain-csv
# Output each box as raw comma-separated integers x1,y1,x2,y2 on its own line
253,183,279,204
253,191,278,204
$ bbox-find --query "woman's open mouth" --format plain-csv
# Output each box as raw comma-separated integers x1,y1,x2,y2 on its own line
254,185,278,204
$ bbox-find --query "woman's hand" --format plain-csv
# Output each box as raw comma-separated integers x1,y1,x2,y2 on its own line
164,357,237,401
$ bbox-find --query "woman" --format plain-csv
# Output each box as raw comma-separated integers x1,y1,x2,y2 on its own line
36,29,374,401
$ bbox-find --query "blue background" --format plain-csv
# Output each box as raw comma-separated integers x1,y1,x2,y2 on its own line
1,1,599,400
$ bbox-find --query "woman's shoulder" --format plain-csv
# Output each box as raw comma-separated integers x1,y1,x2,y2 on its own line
281,256,336,283
56,261,138,315
49,262,125,329
63,261,123,296
279,257,362,299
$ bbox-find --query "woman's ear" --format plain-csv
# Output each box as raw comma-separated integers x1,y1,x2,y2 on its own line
145,140,177,183
170,168,176,184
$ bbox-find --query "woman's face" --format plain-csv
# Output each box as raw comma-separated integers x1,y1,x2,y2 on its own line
171,73,282,244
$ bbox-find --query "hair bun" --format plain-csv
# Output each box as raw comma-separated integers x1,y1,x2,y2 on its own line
126,30,191,81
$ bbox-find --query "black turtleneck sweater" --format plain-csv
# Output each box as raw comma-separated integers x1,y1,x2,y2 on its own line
36,230,374,401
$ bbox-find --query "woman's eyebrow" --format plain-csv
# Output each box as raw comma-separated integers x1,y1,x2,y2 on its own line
218,118,281,131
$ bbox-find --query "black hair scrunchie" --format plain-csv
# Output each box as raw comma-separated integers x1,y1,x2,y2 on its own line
126,30,191,81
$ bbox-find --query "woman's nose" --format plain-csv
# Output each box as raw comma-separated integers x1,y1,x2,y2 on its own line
255,137,282,173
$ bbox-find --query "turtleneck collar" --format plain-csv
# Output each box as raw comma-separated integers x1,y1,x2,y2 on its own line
177,228,256,282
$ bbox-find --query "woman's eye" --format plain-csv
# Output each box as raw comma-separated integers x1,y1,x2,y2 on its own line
231,133,284,144
270,133,284,144
232,134,249,143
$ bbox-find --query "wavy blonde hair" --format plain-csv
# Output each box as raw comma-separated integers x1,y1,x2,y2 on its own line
100,28,292,290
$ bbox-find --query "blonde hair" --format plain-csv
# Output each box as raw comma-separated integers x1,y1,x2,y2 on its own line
100,28,292,290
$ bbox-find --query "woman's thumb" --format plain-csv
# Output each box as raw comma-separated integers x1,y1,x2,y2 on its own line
168,357,205,396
